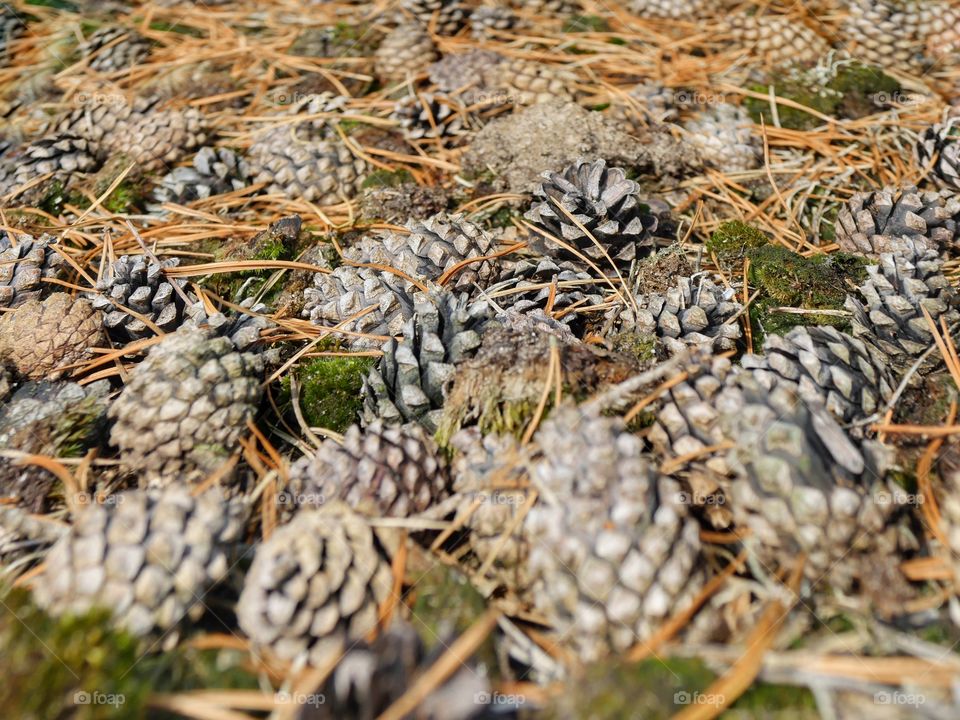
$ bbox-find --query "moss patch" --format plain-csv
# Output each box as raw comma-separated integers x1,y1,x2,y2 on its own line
361,168,414,189
746,245,866,340
562,15,611,33
706,220,768,268
281,356,374,433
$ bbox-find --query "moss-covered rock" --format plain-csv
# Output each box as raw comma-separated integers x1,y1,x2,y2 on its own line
282,355,374,433
706,220,768,268
746,245,867,340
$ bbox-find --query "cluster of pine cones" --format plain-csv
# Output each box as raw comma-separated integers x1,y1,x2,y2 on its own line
2,0,960,717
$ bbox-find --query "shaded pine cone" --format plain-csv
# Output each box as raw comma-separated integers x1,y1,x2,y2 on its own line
0,135,97,200
287,421,449,518
719,371,903,588
152,146,250,205
89,255,192,340
362,291,491,432
488,255,605,332
33,486,247,642
525,158,661,271
182,296,273,353
303,264,417,350
610,273,742,355
450,428,533,594
526,405,705,661
348,212,498,292
509,0,579,14
374,23,438,83
79,26,151,73
236,502,394,667
294,618,489,720
609,82,679,128
391,93,471,140
106,99,208,172
845,249,960,367
683,103,760,173
629,0,709,18
400,0,467,35
916,120,960,192
428,50,505,105
0,380,110,513
0,5,25,57
108,326,264,483
834,185,960,258
742,324,896,425
0,504,68,572
247,125,366,205
0,293,105,381
481,58,578,106
726,13,829,68
0,232,65,308
936,440,960,594
470,5,517,39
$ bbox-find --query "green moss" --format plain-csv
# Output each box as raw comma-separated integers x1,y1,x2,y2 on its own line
611,331,658,364
730,684,818,717
282,356,374,433
361,168,414,189
746,245,867,339
25,0,78,10
562,15,611,33
827,63,899,119
37,180,67,216
706,220,769,266
147,20,204,37
90,155,147,214
745,79,841,131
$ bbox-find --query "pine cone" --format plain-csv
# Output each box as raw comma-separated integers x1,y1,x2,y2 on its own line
375,24,438,83
0,232,65,308
294,618,489,720
609,82,679,128
79,26,150,73
362,291,491,431
683,103,760,173
0,504,67,572
0,135,97,200
936,439,960,593
488,255,605,332
509,0,579,15
450,428,533,594
247,125,366,205
0,5,25,57
391,93,472,141
525,158,661,271
152,146,250,205
742,324,897,425
481,58,578,106
237,502,394,667
400,0,467,35
629,0,709,18
0,293,105,381
108,326,264,483
34,486,247,640
610,274,742,355
287,422,449,518
470,6,517,39
916,120,960,192
726,13,829,68
106,101,208,172
359,183,450,224
303,265,417,350
526,405,705,661
182,296,272,353
0,380,110,513
428,50,505,105
845,249,960,367
48,96,139,147
89,255,193,341
349,212,498,292
834,185,960,258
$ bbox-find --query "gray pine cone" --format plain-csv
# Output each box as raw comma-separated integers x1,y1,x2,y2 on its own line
400,0,467,35
375,24,438,83
152,146,250,205
609,82,679,128
303,265,418,350
481,58,578,106
834,185,960,258
527,405,705,661
683,103,760,173
845,249,960,367
33,486,247,641
362,291,491,432
236,502,394,667
917,120,960,192
470,6,517,39
0,6,25,57
391,93,471,141
428,50,505,105
79,26,151,73
525,158,662,271
726,13,829,68
741,324,897,425
108,326,264,483
0,135,97,200
287,422,449,518
629,0,709,18
0,232,65,308
0,504,67,575
90,255,192,341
